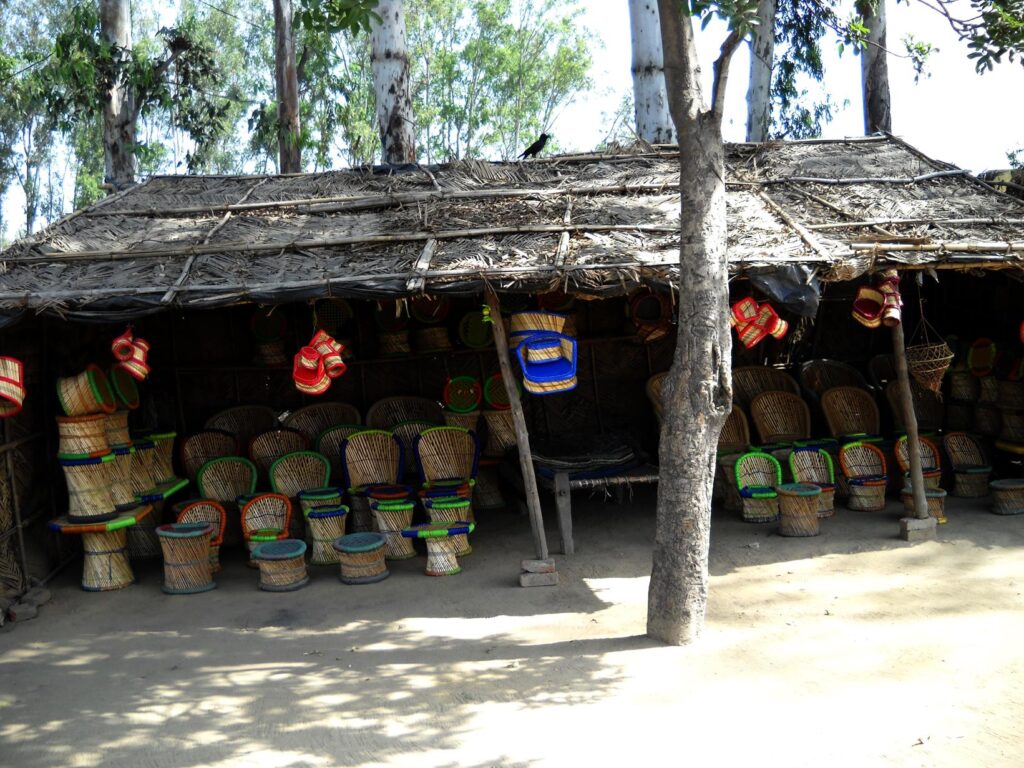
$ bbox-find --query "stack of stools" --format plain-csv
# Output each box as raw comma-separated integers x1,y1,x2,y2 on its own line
252,540,309,591
156,522,216,594
333,532,389,584
48,506,153,591
130,431,189,559
423,497,473,555
370,499,417,560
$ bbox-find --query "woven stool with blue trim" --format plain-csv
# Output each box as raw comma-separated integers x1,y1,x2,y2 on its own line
156,523,216,594
333,532,389,584
402,521,475,576
370,499,417,560
306,505,349,565
423,497,473,555
253,539,310,591
777,483,821,537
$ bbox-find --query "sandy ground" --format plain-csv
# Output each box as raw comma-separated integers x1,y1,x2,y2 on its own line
1,489,1023,768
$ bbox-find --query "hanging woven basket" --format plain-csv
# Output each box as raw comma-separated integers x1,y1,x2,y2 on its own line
904,297,954,395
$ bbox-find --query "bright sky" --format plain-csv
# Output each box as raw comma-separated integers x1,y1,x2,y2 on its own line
560,0,1024,172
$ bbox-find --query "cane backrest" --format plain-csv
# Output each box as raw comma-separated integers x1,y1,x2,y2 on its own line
821,386,881,438
175,500,227,547
180,430,239,484
943,432,990,471
283,402,361,442
800,359,871,401
196,456,258,502
241,493,292,539
839,442,888,481
749,391,811,444
315,424,363,484
718,406,751,454
789,447,835,486
341,430,404,489
732,366,800,411
735,452,782,492
414,426,481,485
365,396,443,429
895,435,941,474
886,380,944,433
268,451,331,498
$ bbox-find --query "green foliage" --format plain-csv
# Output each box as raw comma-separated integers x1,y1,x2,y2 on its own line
296,0,381,36
768,0,836,139
1009,147,1023,170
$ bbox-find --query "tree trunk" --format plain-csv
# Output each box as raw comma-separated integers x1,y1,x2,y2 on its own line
858,0,891,133
745,0,776,141
100,0,137,190
371,0,417,164
628,0,675,144
274,0,302,173
650,1,733,645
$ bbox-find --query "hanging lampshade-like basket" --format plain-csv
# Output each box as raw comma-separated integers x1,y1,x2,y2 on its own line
905,341,954,395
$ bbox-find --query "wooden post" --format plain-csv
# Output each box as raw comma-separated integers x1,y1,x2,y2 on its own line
891,308,929,520
484,288,549,560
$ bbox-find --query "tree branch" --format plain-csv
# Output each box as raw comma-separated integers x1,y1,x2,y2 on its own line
711,30,743,123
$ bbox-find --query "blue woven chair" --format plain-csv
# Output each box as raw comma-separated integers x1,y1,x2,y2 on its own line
515,333,578,395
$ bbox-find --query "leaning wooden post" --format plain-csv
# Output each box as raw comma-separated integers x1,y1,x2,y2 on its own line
890,274,935,540
484,288,550,564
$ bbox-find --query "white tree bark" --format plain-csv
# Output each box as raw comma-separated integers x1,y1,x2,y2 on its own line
745,0,776,141
858,0,891,133
371,0,417,163
628,0,675,144
100,0,136,190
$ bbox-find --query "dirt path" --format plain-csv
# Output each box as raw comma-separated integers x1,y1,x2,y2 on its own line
2,491,1023,767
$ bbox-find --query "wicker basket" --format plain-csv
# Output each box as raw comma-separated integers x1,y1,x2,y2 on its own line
370,499,417,560
57,364,118,417
305,505,348,565
157,523,216,594
253,539,309,591
777,484,821,537
333,532,389,584
900,487,947,523
905,341,954,394
58,414,111,457
990,479,1024,515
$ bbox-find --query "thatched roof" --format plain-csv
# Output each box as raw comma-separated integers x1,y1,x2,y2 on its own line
1,134,1022,320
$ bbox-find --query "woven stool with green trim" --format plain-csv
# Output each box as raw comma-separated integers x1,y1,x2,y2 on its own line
333,532,389,584
370,499,417,560
402,521,475,576
253,539,309,592
422,497,473,555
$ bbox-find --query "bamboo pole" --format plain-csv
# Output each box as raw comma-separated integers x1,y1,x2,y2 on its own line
808,217,1024,231
891,297,928,520
484,288,548,560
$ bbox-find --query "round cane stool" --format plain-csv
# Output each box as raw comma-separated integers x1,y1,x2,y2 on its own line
370,500,417,560
901,486,948,523
401,521,476,576
298,487,345,517
419,481,474,522
348,484,413,533
253,539,310,591
58,453,118,523
989,479,1024,515
157,523,216,594
777,483,821,537
333,532,389,584
48,505,152,591
847,477,888,512
423,497,473,555
306,505,349,565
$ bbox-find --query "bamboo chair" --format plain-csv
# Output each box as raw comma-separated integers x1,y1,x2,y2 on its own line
821,386,881,441
283,402,361,443
731,366,800,411
749,391,811,444
241,493,292,563
180,430,239,485
894,435,943,489
204,405,279,452
196,456,258,502
391,420,437,477
249,428,309,476
734,452,782,523
718,405,751,455
269,451,332,498
942,432,992,497
788,447,836,517
340,430,404,490
414,426,481,487
800,359,872,403
365,396,443,430
646,372,668,426
315,424,363,486
175,500,227,572
839,442,888,511
885,380,943,433
714,405,751,511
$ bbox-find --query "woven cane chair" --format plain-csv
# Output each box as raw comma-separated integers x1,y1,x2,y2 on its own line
646,372,668,426
283,402,361,443
749,391,811,445
718,405,751,455
868,354,897,390
196,456,258,502
391,420,437,477
315,424,364,485
204,405,279,452
821,386,881,441
714,406,751,512
414,426,481,486
789,447,836,517
269,451,332,498
735,452,782,523
839,442,888,511
885,380,944,433
365,396,444,430
241,493,292,556
180,430,240,484
800,359,872,402
249,428,310,475
731,366,800,411
942,432,992,497
175,500,227,572
341,430,404,489
894,435,943,489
